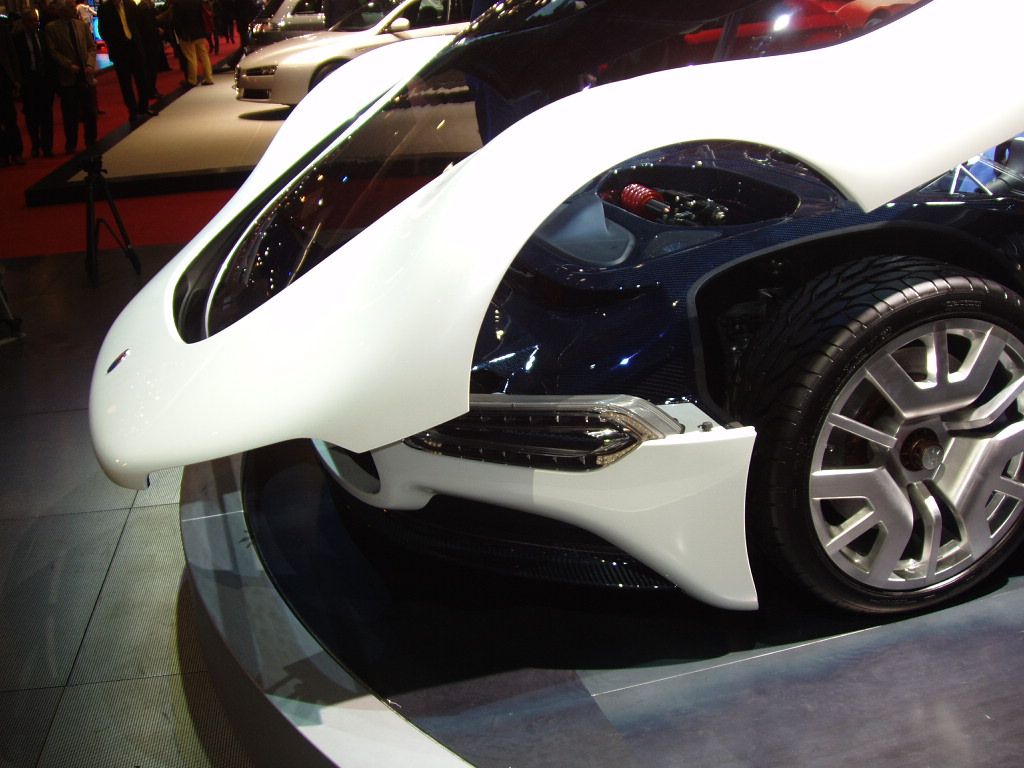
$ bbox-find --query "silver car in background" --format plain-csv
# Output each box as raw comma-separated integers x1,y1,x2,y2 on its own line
247,0,327,52
236,0,471,106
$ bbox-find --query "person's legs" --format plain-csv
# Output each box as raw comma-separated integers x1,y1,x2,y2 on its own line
114,61,140,117
129,47,153,112
0,87,24,162
22,87,43,154
39,86,54,155
179,37,198,85
195,37,213,84
59,85,80,152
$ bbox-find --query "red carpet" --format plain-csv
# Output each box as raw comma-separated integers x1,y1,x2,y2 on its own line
2,40,241,260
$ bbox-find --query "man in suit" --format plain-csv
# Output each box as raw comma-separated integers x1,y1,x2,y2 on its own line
45,0,98,154
12,8,56,157
98,0,156,122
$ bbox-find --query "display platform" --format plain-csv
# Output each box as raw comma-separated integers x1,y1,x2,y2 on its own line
26,76,287,206
184,440,1024,768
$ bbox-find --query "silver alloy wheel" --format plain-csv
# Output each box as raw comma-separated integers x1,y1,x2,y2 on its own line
809,319,1024,591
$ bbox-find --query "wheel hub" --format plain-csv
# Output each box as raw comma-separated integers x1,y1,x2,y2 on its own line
900,428,944,472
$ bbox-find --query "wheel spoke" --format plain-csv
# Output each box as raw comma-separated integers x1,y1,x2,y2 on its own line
863,522,914,587
866,326,1011,420
945,375,1024,430
908,482,943,580
955,326,1007,394
811,466,892,501
823,507,877,554
825,413,898,449
938,421,1024,557
925,326,951,388
811,466,914,584
994,475,1024,501
865,352,927,419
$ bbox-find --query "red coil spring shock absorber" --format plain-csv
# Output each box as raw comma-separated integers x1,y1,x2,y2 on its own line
619,183,670,221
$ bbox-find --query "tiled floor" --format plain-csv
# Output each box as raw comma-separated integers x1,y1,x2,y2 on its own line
0,247,254,768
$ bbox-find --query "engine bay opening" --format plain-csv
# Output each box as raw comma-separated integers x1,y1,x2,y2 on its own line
599,163,800,226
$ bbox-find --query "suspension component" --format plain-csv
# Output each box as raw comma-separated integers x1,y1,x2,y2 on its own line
609,182,729,226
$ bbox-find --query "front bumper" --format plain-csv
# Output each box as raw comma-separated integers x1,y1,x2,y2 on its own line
316,414,759,611
235,70,275,102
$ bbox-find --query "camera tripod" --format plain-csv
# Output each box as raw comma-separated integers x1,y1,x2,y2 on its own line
0,266,23,345
84,155,141,286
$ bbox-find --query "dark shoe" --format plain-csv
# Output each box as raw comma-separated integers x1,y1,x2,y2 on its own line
201,80,214,86
12,155,26,165
42,149,54,158
31,147,40,158
145,107,159,116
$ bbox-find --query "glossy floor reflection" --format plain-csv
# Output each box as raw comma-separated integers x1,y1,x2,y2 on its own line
0,249,253,768
243,440,1024,768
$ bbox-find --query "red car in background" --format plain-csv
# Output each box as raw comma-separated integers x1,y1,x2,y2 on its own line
834,0,925,29
675,0,926,69
683,0,849,64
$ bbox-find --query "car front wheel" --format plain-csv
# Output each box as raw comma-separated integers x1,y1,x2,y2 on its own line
310,60,346,92
737,256,1024,613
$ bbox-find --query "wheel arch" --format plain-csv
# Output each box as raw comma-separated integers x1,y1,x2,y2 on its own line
693,221,1024,419
309,58,350,92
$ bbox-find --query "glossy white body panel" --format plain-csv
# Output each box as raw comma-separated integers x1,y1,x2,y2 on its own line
91,0,1024,609
316,423,760,611
89,35,451,486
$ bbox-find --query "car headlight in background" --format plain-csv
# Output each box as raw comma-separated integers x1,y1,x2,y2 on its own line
243,65,278,77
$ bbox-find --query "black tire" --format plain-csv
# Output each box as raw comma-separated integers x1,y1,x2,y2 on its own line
734,255,1024,613
309,60,346,92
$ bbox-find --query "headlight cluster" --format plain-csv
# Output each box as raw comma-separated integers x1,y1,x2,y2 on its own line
406,395,683,471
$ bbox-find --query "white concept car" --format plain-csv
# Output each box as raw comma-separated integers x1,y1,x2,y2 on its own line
92,0,1024,614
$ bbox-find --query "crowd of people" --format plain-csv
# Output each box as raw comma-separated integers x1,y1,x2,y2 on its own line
0,0,259,165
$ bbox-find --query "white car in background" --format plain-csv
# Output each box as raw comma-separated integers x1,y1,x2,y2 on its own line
236,0,471,106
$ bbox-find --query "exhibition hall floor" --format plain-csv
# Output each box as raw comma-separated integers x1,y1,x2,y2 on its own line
0,70,275,767
3,69,1024,768
0,247,254,767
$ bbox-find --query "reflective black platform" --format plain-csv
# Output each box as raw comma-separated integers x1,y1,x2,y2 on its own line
191,439,1024,768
